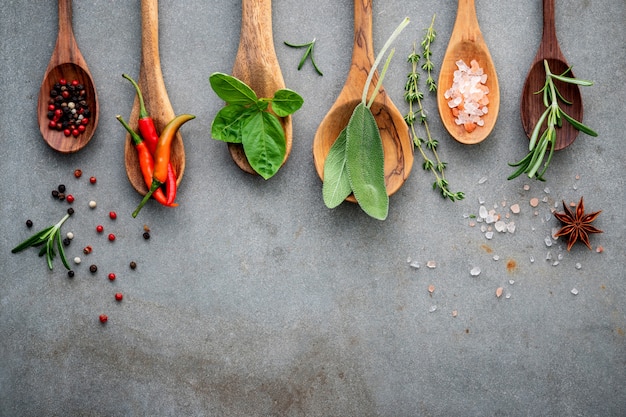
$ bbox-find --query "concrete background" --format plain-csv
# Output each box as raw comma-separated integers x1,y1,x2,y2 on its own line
1,0,625,415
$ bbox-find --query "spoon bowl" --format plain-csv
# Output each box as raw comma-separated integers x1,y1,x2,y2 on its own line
437,0,499,145
124,0,185,195
520,0,582,151
228,0,291,175
313,0,413,202
38,0,98,153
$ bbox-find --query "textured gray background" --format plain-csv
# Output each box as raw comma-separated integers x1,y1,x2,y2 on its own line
1,0,625,416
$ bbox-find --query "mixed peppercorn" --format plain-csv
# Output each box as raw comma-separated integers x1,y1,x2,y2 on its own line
47,79,91,138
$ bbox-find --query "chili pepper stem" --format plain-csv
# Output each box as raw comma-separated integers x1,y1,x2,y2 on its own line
122,74,149,119
132,180,162,218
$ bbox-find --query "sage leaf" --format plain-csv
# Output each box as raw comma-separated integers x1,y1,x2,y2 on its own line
345,103,388,220
211,104,258,143
241,112,286,179
271,89,304,117
322,127,352,208
209,72,258,105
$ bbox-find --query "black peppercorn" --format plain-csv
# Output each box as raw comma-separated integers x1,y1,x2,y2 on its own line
62,237,71,246
58,184,66,193
68,270,75,278
52,189,59,198
26,219,33,228
129,261,137,270
67,208,74,216
57,193,65,201
89,264,97,273
143,232,150,240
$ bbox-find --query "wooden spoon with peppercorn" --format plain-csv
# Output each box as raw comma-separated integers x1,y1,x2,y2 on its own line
38,0,99,153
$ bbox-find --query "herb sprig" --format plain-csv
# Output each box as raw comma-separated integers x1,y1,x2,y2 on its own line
284,38,323,76
209,73,304,179
11,212,72,270
508,60,597,181
323,18,410,220
404,15,464,201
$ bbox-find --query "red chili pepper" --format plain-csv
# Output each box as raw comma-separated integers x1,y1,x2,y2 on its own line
132,114,195,218
116,116,177,208
123,73,178,202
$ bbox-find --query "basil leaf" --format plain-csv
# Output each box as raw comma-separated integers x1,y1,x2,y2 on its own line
211,104,258,143
241,112,286,179
345,103,388,220
209,72,258,105
322,127,352,208
271,89,304,117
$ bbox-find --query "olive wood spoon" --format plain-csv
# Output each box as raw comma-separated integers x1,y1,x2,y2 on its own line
437,0,499,145
520,0,582,150
313,0,413,202
124,0,185,195
37,0,99,153
229,0,291,175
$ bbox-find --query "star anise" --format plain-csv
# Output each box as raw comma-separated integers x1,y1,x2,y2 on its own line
553,197,602,251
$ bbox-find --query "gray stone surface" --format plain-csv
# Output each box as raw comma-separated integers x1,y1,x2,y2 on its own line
1,1,625,416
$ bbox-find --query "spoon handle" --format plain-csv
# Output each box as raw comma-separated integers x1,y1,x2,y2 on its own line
453,0,483,42
352,0,375,66
538,0,564,60
54,0,82,67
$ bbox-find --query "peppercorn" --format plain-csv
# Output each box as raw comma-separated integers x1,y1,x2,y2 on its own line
89,200,97,209
62,237,71,246
74,169,82,178
89,264,97,273
26,219,33,228
129,261,137,270
109,211,117,220
68,270,75,278
96,225,104,233
108,233,116,241
67,208,74,216
58,184,66,193
52,189,59,198
66,194,74,204
99,314,108,323
108,273,116,281
57,193,65,201
143,232,150,240
115,293,123,302
83,245,92,254
89,176,97,184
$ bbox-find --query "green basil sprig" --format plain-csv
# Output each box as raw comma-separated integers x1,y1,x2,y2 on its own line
11,212,72,270
323,17,410,220
209,73,304,179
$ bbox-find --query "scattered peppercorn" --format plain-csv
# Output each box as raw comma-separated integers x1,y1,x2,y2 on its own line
83,245,92,254
109,211,117,220
89,176,97,184
89,200,97,209
74,256,81,264
58,184,66,193
115,293,123,302
129,261,137,269
66,232,74,240
67,208,74,216
68,270,75,278
108,233,116,241
89,264,98,273
99,314,108,323
57,193,65,201
66,194,74,203
108,273,116,281
143,232,150,240
62,237,71,246
96,225,104,233
74,169,82,178
52,190,59,198
143,224,151,232
26,219,33,228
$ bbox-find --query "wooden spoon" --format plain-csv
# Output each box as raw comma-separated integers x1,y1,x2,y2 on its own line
312,0,413,202
124,0,185,195
437,0,500,145
520,0,582,150
228,0,291,175
37,0,99,153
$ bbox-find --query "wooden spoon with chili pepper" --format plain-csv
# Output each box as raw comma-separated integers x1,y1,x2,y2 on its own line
312,0,413,201
124,0,185,195
228,0,292,175
520,0,583,150
38,0,99,153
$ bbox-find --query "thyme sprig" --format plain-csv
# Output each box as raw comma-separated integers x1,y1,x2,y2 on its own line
11,212,72,270
284,38,323,76
404,15,464,202
508,59,597,181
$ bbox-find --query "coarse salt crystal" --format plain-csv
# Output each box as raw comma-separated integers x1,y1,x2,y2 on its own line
470,266,481,276
444,59,489,132
510,204,520,214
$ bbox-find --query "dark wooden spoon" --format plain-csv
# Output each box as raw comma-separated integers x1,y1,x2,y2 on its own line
37,0,99,153
228,0,291,175
520,0,583,150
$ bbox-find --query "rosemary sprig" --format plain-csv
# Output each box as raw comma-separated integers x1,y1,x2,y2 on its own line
11,211,72,270
404,15,464,202
284,38,323,76
508,59,597,181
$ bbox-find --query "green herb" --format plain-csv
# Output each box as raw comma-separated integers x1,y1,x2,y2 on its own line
323,17,410,220
284,38,323,76
209,73,304,179
11,212,72,270
508,59,598,181
404,15,464,201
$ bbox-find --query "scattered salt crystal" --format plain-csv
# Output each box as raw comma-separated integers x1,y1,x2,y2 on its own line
505,293,511,299
478,176,488,184
429,305,438,313
470,266,481,276
523,184,530,191
509,279,515,285
557,253,563,261
485,231,494,240
573,184,578,190
543,187,550,194
426,260,437,269
571,288,579,295
542,196,549,203
469,221,476,227
530,198,539,207
407,256,412,263
552,261,560,266
479,205,488,219
530,256,535,263
493,255,500,261
551,227,560,239
452,310,458,318
575,263,582,270
485,215,495,224
544,237,553,247
510,204,520,214
495,287,503,298
495,221,506,232
428,284,435,294
575,174,580,180
480,225,487,233
410,261,421,269
546,252,552,260
506,223,516,233
478,196,485,204
596,246,604,253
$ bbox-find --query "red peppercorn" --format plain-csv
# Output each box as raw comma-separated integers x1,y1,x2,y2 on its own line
109,211,117,220
108,273,116,281
78,125,86,133
108,233,116,241
66,194,74,203
48,104,55,111
72,129,80,137
89,176,97,184
74,169,82,178
71,79,79,86
63,129,71,137
115,293,123,301
99,314,108,323
81,118,89,125
59,78,67,85
96,225,104,233
48,120,57,128
83,245,92,254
